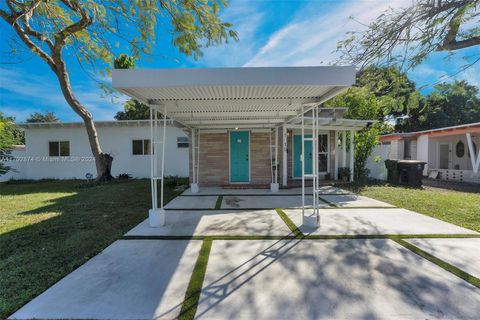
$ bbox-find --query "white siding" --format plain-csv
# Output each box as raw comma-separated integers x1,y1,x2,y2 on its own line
17,125,188,180
417,135,429,175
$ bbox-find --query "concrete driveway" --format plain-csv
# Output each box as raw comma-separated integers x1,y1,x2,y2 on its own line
10,187,480,320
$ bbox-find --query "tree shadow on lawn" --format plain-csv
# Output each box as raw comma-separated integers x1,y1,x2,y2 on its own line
0,179,181,319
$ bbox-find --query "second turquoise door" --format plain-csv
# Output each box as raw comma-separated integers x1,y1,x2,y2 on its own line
230,131,250,182
293,135,312,178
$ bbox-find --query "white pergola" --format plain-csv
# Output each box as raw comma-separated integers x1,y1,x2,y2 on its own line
113,66,370,228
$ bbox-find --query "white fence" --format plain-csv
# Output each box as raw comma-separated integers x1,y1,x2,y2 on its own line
366,144,390,181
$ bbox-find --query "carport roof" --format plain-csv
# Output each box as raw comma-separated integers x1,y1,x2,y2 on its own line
112,66,360,129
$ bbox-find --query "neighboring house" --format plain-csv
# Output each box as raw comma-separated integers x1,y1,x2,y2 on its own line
368,122,480,184
0,120,189,181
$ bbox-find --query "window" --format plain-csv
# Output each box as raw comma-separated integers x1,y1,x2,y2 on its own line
49,141,70,156
317,134,329,172
177,136,189,148
132,139,152,155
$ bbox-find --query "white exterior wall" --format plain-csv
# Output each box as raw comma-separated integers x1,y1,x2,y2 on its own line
389,140,404,159
17,125,188,180
416,135,429,174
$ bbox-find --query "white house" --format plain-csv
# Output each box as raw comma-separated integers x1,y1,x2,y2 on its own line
112,66,373,227
1,120,189,181
367,122,480,184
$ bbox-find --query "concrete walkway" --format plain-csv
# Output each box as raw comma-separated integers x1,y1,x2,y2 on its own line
126,209,292,237
406,238,480,278
10,187,480,320
196,239,480,319
11,240,201,320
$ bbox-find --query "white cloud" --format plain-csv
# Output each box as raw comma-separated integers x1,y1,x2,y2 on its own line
244,0,407,67
195,0,267,67
0,67,127,122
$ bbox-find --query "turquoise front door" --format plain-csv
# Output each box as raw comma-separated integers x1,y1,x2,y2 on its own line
230,131,250,182
293,135,312,178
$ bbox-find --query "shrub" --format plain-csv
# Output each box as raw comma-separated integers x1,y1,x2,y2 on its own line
117,173,132,180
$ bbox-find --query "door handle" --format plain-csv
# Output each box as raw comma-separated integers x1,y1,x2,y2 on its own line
246,154,249,161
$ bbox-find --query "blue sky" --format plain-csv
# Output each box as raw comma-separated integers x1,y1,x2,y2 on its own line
1,0,479,122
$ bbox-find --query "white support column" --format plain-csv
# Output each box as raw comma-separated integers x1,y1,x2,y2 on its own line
270,127,279,192
190,128,199,193
148,106,166,227
466,133,480,173
350,129,354,182
334,130,338,180
196,129,201,189
301,105,305,224
342,130,347,167
160,105,167,208
282,124,288,187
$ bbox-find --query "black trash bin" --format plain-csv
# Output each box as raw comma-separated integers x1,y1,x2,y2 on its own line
384,159,399,184
397,160,426,187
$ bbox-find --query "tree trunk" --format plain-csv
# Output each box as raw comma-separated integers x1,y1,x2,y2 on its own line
52,54,114,181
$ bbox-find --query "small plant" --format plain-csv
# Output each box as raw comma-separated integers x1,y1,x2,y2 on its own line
164,175,189,188
117,173,132,180
338,167,351,181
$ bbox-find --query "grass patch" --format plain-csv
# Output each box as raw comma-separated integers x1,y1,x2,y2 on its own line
178,239,213,320
275,208,303,238
0,179,181,319
394,239,480,289
214,195,223,209
343,183,480,232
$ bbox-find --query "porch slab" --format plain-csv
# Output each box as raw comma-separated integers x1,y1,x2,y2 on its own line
406,238,480,278
196,239,480,319
283,208,478,235
181,186,350,196
10,240,202,320
320,194,395,207
220,195,329,209
165,196,217,209
125,210,292,237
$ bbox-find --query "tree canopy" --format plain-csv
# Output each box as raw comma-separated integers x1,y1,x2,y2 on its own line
114,99,150,120
324,86,394,180
337,0,480,70
0,112,24,175
397,80,480,132
1,0,237,181
356,66,420,119
26,111,59,123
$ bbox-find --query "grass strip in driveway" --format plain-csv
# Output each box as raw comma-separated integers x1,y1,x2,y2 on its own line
178,239,213,320
275,208,303,238
214,195,223,209
394,238,480,289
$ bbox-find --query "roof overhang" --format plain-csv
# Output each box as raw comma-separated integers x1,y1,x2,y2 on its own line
113,66,357,129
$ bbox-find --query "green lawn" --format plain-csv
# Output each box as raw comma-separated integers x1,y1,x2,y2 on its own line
0,179,180,319
348,183,480,233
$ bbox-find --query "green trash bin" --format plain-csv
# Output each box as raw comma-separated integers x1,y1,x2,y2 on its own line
384,159,399,184
397,160,426,187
